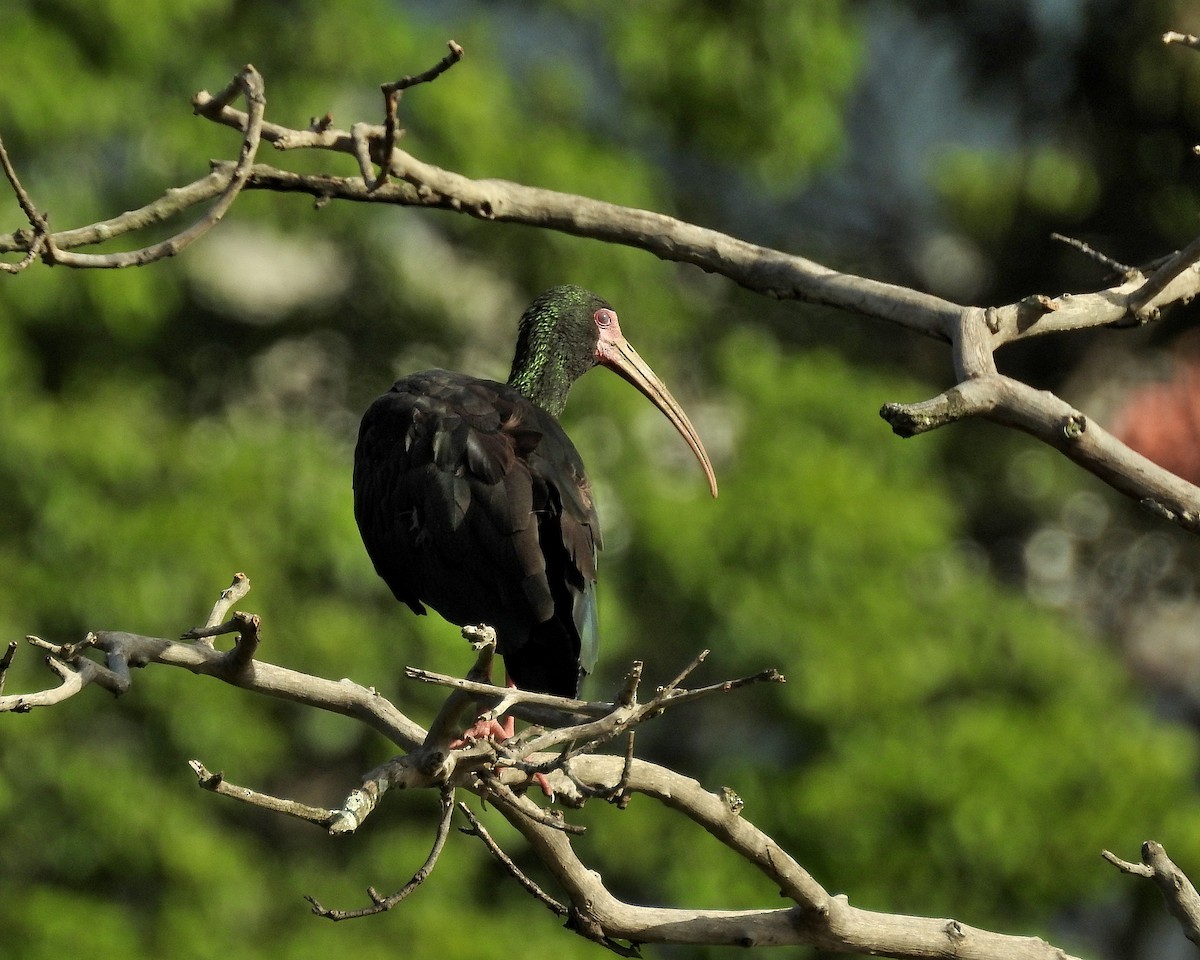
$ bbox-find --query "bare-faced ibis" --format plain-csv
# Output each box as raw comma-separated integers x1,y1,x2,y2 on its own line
353,285,717,700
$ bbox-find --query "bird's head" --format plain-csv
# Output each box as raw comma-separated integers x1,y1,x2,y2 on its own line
510,285,718,498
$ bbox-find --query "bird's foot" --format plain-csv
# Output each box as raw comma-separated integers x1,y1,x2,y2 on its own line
446,677,553,797
449,713,553,797
450,711,514,747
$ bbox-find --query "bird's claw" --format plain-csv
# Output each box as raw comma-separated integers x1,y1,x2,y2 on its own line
532,772,554,799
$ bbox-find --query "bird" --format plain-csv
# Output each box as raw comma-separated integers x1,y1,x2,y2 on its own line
353,284,717,702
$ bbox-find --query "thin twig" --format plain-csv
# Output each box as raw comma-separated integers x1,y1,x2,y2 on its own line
1127,231,1200,320
647,668,787,712
481,772,586,835
560,733,638,807
405,665,606,727
190,760,342,828
205,572,250,630
511,657,784,766
660,649,710,695
307,787,456,920
184,572,251,648
457,801,569,916
1101,849,1153,877
361,40,464,190
381,40,465,96
1049,232,1136,275
37,64,266,269
181,611,262,669
0,135,51,273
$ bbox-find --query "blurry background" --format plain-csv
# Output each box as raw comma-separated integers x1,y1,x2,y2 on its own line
3,1,1200,958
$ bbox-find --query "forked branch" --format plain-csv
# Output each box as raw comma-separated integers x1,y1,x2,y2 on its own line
306,788,457,921
1104,841,1200,948
5,44,1200,532
1,65,265,270
0,575,1118,956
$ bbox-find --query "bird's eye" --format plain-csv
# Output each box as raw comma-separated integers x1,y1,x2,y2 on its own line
594,308,616,328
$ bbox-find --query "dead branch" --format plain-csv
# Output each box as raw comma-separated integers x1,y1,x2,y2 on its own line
1050,232,1138,276
190,759,344,829
360,39,464,190
307,787,456,921
6,573,1193,956
0,137,49,273
197,571,251,638
1,66,265,270
0,617,427,750
457,801,569,916
1104,841,1200,948
3,51,1200,533
881,372,1200,532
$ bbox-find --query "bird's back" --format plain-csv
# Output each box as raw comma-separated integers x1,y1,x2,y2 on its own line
353,370,600,697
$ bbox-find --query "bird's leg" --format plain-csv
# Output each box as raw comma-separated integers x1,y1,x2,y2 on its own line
493,674,553,799
448,625,508,745
446,628,551,796
482,677,518,739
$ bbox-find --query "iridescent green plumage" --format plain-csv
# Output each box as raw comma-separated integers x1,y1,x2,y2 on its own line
507,285,611,417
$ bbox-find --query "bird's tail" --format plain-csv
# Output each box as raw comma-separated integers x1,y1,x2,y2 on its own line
503,620,585,699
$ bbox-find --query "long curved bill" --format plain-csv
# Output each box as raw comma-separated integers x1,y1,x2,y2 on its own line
597,330,719,498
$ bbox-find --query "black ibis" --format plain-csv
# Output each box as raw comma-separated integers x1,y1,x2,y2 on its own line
353,285,717,701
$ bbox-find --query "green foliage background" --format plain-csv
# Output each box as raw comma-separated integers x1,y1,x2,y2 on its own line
3,2,1200,958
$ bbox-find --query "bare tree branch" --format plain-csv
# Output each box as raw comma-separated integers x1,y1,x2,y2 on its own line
881,373,1200,531
190,759,344,829
1,623,427,748
1050,232,1138,276
1,50,1200,533
307,787,457,920
484,754,1081,958
457,800,569,916
197,572,251,638
1104,841,1200,948
0,135,50,273
364,39,464,190
6,108,1192,533
0,66,266,270
8,574,1195,956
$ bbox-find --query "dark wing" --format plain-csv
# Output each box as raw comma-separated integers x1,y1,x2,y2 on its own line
352,370,600,697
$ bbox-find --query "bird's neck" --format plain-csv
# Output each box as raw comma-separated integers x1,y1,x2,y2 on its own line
508,319,590,417
507,354,573,417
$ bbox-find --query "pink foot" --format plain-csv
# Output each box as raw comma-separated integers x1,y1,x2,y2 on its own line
450,712,513,748
448,678,552,797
